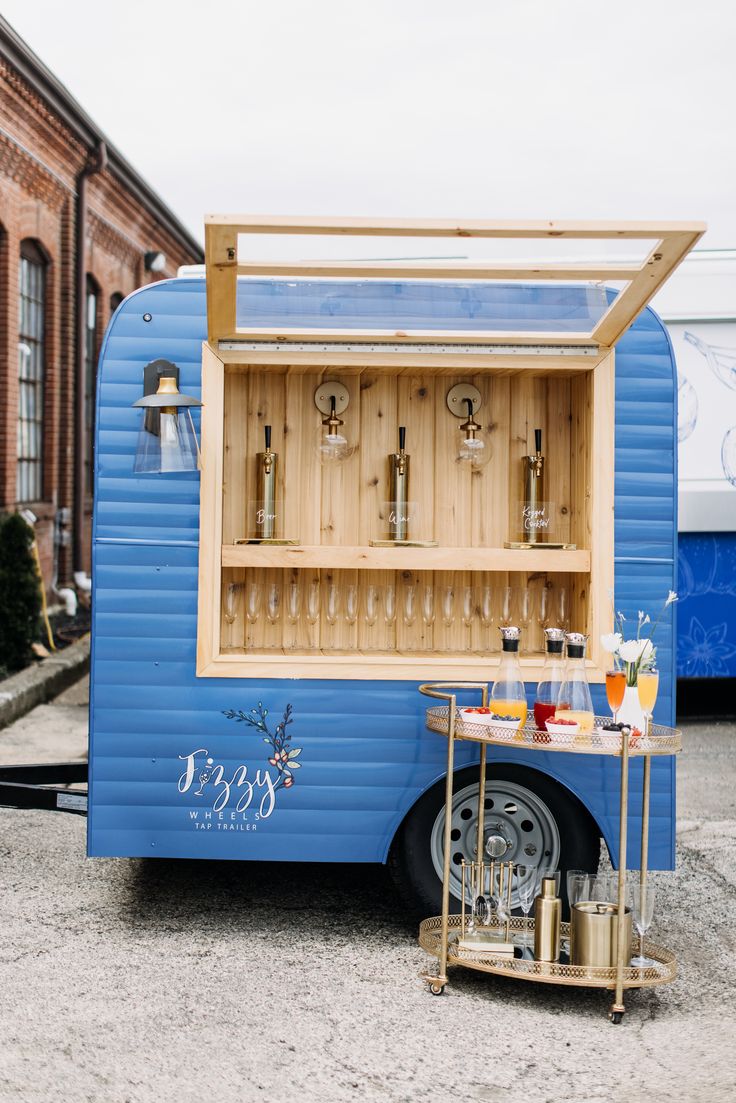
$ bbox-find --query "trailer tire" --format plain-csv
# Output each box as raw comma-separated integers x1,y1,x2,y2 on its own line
388,764,600,919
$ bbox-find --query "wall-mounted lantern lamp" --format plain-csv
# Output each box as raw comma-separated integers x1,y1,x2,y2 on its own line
144,250,167,273
132,360,202,473
446,383,492,470
313,381,355,465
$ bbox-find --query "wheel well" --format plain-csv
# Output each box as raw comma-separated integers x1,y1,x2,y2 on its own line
386,760,602,862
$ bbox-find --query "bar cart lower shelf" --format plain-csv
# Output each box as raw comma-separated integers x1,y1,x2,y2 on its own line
419,914,676,991
418,683,682,1023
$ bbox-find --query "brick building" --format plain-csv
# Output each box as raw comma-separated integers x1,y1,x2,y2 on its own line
0,15,202,597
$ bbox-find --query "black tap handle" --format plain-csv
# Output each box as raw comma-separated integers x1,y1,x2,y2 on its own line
399,425,406,452
535,428,542,455
264,425,272,450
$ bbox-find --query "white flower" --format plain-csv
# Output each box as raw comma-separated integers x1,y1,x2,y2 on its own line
665,591,678,606
600,632,623,654
638,610,645,622
617,611,626,621
618,639,652,664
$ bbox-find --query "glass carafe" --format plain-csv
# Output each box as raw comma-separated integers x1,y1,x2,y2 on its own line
490,626,528,727
534,627,566,731
556,632,595,733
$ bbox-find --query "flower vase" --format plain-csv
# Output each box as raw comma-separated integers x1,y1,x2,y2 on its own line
617,684,646,732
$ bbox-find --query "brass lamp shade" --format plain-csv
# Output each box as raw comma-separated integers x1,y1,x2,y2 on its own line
132,376,202,473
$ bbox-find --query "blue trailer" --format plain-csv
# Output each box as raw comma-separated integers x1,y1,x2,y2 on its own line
77,217,703,914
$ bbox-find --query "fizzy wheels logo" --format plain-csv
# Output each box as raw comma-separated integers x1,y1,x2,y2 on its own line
177,702,301,831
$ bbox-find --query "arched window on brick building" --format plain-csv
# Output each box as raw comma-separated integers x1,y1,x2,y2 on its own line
84,275,100,496
17,240,47,503
110,291,124,313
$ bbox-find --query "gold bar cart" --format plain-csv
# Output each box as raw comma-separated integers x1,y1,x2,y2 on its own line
417,683,681,1023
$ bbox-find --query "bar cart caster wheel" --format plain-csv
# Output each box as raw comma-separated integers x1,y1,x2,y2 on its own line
428,982,445,996
610,1011,624,1025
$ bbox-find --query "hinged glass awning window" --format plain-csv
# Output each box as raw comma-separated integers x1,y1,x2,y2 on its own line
204,216,705,365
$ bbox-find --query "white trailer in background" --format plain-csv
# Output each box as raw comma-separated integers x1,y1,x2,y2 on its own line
652,252,736,693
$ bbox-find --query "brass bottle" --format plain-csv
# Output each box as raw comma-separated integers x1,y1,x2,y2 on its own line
534,876,561,962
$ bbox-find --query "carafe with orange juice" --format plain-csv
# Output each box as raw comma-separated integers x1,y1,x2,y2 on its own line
556,632,595,736
490,626,528,732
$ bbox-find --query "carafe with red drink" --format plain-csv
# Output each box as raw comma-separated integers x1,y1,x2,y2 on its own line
534,627,566,732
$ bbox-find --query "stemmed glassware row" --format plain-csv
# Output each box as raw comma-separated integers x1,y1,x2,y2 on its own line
223,577,571,651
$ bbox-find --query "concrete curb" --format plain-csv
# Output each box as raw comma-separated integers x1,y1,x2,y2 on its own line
0,635,90,731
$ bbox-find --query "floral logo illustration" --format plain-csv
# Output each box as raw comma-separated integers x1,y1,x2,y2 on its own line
222,701,301,793
679,618,736,678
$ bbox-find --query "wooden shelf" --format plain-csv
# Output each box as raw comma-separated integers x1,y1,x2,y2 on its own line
204,651,606,683
221,544,591,573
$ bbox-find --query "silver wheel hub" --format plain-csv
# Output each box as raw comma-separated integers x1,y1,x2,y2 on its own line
430,778,561,909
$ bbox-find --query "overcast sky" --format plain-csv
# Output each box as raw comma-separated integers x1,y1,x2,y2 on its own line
3,0,734,256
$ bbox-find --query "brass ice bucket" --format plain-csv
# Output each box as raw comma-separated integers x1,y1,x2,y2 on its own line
570,901,632,968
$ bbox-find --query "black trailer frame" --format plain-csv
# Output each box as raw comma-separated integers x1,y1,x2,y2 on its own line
0,762,88,815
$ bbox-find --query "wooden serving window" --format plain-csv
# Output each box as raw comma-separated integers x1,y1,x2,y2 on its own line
197,350,613,681
196,215,704,681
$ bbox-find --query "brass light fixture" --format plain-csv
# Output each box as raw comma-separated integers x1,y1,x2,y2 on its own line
314,381,355,465
446,383,492,470
132,362,201,473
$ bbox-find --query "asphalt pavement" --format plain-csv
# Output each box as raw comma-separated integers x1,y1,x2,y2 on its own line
0,678,734,1103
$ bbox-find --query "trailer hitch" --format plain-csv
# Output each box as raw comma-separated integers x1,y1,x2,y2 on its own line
0,762,88,816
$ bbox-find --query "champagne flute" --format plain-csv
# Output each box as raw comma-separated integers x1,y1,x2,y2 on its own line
364,585,379,628
403,582,417,628
517,586,535,651
556,585,569,632
492,862,514,941
462,586,475,631
566,869,591,910
538,584,552,633
285,580,301,649
245,581,262,649
324,581,341,650
630,878,657,968
590,871,616,904
637,668,659,737
224,581,241,625
306,579,320,623
421,585,435,652
345,584,358,628
479,584,494,641
305,578,320,649
499,585,514,628
606,669,626,725
515,864,537,947
383,583,397,627
325,582,341,627
266,582,281,629
441,586,455,628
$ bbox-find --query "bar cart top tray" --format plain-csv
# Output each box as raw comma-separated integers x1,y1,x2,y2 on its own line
425,706,682,757
419,914,676,990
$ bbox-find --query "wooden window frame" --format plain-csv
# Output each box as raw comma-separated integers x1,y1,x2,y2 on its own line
204,215,705,363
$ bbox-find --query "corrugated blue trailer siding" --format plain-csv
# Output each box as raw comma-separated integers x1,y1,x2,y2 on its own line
88,281,677,869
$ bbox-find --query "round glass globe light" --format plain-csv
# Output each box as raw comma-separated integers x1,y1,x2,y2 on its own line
316,427,354,465
457,434,491,470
